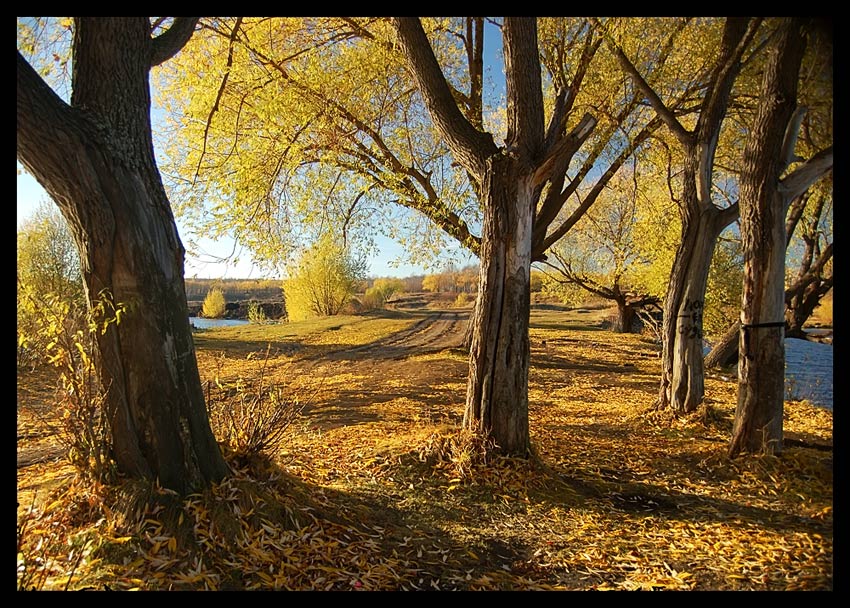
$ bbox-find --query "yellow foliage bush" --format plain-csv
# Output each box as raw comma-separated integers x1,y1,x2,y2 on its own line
202,287,227,318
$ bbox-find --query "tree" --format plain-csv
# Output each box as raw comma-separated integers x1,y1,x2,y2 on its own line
159,17,688,455
705,20,833,368
421,273,442,293
729,18,833,457
17,199,86,365
283,234,366,321
704,182,832,368
17,17,229,494
603,18,762,413
202,286,227,318
784,186,832,337
539,166,662,333
157,18,482,273
393,17,593,453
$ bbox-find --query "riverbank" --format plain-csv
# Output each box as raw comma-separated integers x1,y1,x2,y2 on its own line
187,299,286,320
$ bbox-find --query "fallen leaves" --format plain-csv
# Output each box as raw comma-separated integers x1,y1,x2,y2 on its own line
16,309,832,590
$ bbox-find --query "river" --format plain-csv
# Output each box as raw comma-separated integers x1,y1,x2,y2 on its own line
188,317,250,329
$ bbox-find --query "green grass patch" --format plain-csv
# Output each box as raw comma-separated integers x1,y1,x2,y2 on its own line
193,311,418,355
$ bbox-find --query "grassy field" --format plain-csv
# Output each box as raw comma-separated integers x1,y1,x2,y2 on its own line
16,302,832,591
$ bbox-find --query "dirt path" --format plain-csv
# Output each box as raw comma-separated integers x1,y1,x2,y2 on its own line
330,308,468,361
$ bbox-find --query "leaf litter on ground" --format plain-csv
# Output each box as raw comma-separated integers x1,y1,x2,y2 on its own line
17,306,832,590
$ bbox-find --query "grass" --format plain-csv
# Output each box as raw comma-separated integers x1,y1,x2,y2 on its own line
17,305,832,591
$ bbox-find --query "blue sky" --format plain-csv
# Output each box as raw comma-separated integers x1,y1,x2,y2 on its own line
17,160,464,280
17,18,503,280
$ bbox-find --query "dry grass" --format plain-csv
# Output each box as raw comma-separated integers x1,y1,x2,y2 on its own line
17,306,832,590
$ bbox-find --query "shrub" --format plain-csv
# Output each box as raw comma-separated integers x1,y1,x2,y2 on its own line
205,346,310,460
202,287,227,318
282,234,366,321
361,287,383,311
20,289,124,484
17,200,85,368
453,292,471,307
247,300,268,324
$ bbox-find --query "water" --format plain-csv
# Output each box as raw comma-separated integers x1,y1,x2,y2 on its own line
703,338,833,410
188,317,250,329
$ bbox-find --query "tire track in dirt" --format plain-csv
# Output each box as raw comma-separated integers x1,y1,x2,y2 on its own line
324,309,469,361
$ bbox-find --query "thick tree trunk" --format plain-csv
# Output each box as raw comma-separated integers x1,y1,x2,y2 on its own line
464,155,531,456
17,18,229,493
729,18,806,458
84,156,229,492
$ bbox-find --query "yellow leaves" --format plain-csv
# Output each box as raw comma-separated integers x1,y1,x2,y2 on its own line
112,536,134,544
18,299,833,591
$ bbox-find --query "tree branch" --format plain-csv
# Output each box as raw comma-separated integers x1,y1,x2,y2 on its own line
16,50,84,203
503,17,545,162
594,18,692,146
532,113,596,187
391,17,498,181
193,17,242,185
716,200,740,231
536,116,661,257
780,145,833,203
150,17,200,67
780,105,808,170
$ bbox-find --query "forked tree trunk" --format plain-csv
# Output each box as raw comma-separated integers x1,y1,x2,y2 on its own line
17,18,229,493
730,18,806,457
610,19,757,415
464,156,532,456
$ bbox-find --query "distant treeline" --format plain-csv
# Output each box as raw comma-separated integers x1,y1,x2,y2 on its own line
185,276,428,303
184,278,284,302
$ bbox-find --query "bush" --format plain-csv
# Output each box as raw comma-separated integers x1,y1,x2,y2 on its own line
283,234,366,321
453,292,471,307
247,300,268,324
20,289,124,484
202,287,227,318
17,200,85,368
205,346,309,459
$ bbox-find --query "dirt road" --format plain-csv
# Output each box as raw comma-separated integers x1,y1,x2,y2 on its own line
332,309,468,361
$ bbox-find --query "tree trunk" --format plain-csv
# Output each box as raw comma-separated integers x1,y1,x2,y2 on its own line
17,18,229,494
629,19,754,415
464,155,532,456
613,298,636,333
704,320,740,369
785,279,832,338
658,210,726,413
729,18,806,458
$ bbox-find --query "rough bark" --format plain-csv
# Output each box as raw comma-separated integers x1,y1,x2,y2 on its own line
706,182,832,363
17,18,229,493
729,18,807,458
393,18,547,456
464,156,532,455
613,299,637,334
658,207,732,412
